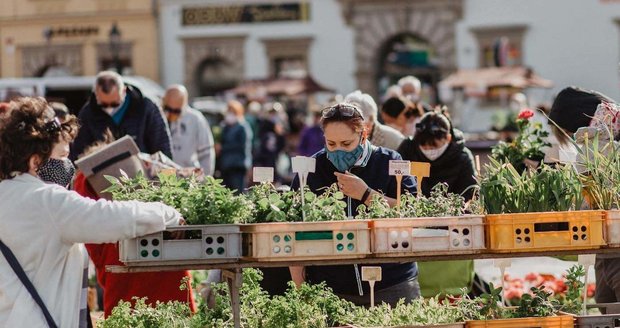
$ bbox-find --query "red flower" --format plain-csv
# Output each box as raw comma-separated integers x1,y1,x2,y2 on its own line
518,109,535,120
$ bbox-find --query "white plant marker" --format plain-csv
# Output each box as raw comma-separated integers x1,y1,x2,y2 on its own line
578,254,596,315
252,167,274,183
291,156,316,221
389,160,410,217
362,266,382,307
494,258,512,306
410,162,431,199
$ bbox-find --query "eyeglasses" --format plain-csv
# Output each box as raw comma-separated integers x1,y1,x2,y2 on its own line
321,104,363,119
164,106,182,115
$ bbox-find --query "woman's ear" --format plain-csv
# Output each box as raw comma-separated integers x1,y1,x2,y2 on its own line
361,128,369,142
28,154,42,173
446,134,453,143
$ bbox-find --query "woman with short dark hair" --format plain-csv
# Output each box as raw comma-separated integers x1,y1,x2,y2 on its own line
0,97,182,327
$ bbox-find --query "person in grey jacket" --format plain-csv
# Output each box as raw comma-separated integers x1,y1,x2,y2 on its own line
163,85,215,175
217,100,252,193
344,90,404,151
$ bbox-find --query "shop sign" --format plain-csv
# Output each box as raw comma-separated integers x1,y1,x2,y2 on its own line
182,2,310,26
46,26,100,38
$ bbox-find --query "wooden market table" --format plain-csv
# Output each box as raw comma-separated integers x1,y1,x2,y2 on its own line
107,247,620,328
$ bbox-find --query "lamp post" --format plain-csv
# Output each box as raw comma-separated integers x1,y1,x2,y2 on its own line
109,22,122,74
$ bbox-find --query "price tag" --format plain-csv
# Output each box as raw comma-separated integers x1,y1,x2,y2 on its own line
361,266,382,282
291,156,316,174
389,160,410,176
578,254,596,267
410,162,431,178
252,167,274,183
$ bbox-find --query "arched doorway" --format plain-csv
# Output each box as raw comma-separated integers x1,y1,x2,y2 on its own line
195,57,240,97
376,33,441,103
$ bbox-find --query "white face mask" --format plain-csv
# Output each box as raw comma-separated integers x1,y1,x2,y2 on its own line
420,141,450,161
224,113,238,125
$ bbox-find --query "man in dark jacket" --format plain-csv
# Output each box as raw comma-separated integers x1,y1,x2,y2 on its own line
70,71,172,160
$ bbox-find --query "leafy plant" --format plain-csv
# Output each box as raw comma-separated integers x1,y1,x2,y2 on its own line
577,130,620,210
492,109,551,170
513,287,558,318
480,159,583,214
356,183,467,219
98,297,197,328
557,265,587,315
104,173,254,225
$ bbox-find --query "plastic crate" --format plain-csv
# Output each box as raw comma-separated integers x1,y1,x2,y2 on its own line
566,303,620,328
340,324,464,328
486,211,606,253
241,220,370,261
466,315,574,328
371,215,485,256
605,210,620,247
120,224,241,264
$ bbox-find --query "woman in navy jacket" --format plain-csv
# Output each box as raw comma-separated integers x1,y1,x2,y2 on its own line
286,103,419,306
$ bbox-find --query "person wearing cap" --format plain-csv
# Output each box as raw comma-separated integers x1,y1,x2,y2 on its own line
345,90,404,150
548,87,620,307
163,85,215,176
70,71,172,160
286,102,419,306
0,97,182,327
381,96,424,136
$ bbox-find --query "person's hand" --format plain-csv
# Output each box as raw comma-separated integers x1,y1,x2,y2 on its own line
334,171,368,200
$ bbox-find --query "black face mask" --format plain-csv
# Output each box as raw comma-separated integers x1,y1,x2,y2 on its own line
38,158,76,188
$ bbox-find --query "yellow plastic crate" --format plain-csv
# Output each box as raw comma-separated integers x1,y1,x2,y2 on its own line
241,220,370,261
466,315,574,328
486,211,605,253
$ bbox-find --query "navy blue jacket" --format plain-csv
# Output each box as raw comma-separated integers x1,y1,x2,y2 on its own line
261,146,418,296
70,85,172,160
219,121,253,171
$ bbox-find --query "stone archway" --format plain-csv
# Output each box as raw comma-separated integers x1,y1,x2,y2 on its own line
338,0,463,98
183,36,246,97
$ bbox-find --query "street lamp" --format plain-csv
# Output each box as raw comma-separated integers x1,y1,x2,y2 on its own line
108,22,122,74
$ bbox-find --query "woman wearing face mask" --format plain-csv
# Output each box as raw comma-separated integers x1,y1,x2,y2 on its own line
217,100,253,193
396,111,478,298
37,111,78,188
0,97,182,328
285,103,419,306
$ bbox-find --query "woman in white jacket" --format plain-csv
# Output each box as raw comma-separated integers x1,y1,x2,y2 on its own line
0,97,181,328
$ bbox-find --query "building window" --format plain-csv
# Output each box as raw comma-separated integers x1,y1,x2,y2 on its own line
262,37,313,78
470,25,528,67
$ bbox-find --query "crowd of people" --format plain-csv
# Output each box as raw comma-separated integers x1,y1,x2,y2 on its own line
1,68,619,327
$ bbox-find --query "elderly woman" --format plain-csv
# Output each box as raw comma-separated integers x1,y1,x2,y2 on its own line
344,90,404,150
288,103,419,306
0,97,181,327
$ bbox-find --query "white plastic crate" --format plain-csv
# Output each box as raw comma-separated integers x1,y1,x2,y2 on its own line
241,220,370,261
120,224,241,264
371,215,485,256
605,210,620,246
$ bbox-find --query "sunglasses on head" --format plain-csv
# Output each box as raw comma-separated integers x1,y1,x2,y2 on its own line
321,104,363,119
164,106,182,115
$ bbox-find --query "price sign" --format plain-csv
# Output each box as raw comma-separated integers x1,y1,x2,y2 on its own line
361,266,382,308
292,156,316,174
252,167,274,183
389,160,410,176
410,162,431,178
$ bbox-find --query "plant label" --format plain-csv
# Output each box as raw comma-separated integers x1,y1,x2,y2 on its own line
252,167,274,183
361,266,382,282
292,156,316,174
578,254,596,267
410,162,431,178
389,160,410,176
159,168,176,176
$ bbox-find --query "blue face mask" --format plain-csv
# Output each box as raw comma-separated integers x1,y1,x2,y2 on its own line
326,137,364,172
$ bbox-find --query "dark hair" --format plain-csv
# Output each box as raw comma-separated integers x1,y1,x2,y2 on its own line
320,103,365,133
414,111,452,147
0,97,79,180
381,96,422,119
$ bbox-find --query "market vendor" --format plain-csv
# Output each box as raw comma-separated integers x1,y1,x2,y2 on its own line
397,110,479,298
0,97,182,327
285,102,420,306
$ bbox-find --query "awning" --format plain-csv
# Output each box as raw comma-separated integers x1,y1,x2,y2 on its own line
227,75,335,98
440,66,553,90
